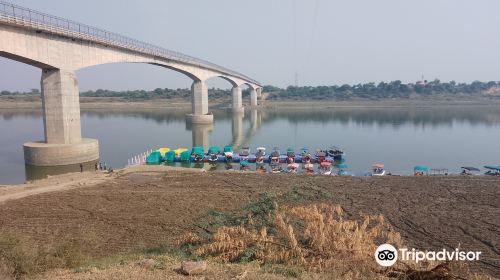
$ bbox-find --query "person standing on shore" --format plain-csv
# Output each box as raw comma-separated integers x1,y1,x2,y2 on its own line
99,162,102,171
79,163,83,172
103,162,107,170
95,162,98,171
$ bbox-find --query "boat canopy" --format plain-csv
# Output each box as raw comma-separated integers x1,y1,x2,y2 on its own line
287,147,294,152
157,147,170,156
484,165,500,171
461,166,480,171
414,165,429,172
174,148,188,156
192,146,204,155
257,147,266,151
223,145,233,152
164,150,176,162
240,160,249,166
372,163,385,169
208,146,220,154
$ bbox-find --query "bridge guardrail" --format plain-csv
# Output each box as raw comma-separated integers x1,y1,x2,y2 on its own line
0,1,261,86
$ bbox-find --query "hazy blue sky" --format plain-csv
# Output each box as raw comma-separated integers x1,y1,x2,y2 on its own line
1,0,500,91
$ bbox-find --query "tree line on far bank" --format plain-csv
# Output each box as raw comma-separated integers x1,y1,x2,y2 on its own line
2,79,499,100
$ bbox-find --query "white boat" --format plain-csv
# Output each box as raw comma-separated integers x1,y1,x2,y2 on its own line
371,163,386,176
319,161,333,175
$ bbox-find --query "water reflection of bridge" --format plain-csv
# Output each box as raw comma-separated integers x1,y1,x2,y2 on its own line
187,109,264,152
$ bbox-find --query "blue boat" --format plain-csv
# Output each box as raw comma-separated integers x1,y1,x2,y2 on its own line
484,165,500,176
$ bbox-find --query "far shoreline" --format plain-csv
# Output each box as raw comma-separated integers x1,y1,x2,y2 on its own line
2,97,500,110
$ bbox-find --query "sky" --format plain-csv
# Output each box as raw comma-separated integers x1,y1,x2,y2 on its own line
1,0,500,91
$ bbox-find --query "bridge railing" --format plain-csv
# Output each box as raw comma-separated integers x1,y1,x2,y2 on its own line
0,1,261,86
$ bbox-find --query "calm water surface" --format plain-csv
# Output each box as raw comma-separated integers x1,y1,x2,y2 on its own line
1,106,500,184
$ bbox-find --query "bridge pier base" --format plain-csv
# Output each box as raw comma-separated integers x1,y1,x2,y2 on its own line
23,69,99,166
231,85,244,113
186,80,213,124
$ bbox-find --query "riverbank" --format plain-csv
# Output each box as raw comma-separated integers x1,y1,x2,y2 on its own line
0,167,498,279
2,95,500,110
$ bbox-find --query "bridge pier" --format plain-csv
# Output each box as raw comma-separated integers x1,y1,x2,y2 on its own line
250,88,258,107
23,69,99,166
186,80,213,124
231,85,244,113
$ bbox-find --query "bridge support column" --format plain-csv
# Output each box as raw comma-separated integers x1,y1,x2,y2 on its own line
186,80,213,124
250,88,258,107
257,88,265,103
231,85,244,113
23,69,99,166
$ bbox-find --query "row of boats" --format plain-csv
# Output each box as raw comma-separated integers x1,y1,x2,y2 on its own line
147,146,346,164
143,146,500,176
146,146,349,174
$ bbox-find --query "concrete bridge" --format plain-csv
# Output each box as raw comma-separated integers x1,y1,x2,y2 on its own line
0,1,262,166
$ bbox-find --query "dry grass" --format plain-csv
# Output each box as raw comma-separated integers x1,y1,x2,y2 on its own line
178,203,493,279
0,231,91,279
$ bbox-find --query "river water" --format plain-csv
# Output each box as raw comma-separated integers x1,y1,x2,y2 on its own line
1,106,500,184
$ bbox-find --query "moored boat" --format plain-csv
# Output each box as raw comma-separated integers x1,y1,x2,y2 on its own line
304,163,315,174
414,165,429,176
315,150,327,163
371,163,386,176
319,161,333,175
327,146,345,161
223,145,233,163
460,166,480,175
164,150,176,162
287,163,299,173
180,150,191,162
300,147,312,164
207,146,221,164
146,151,162,164
192,146,205,163
255,147,266,164
239,146,251,162
484,165,500,176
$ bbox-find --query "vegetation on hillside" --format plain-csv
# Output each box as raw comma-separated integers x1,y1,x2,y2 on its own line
2,79,500,101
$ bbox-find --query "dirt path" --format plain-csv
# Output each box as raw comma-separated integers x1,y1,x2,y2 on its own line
0,172,113,204
0,171,498,276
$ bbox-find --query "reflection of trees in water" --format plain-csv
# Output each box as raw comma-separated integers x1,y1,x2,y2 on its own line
259,107,500,127
3,107,500,127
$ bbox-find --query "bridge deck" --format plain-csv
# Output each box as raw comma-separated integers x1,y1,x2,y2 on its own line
0,1,260,85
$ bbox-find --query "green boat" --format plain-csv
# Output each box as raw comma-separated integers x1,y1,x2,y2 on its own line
164,150,176,162
180,150,191,162
146,151,162,164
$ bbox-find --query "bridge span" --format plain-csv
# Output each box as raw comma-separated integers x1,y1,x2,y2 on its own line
0,1,262,166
